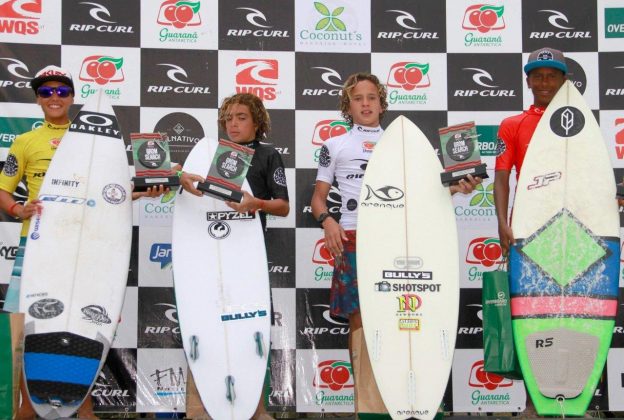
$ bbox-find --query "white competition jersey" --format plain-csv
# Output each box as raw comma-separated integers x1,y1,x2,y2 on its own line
316,124,383,229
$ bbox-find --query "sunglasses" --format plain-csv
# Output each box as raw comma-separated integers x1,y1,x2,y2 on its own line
36,85,73,98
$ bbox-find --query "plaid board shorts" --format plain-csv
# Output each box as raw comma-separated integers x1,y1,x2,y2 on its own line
329,230,359,320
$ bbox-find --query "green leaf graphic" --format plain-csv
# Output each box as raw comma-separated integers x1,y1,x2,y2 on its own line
316,17,330,30
315,2,330,16
333,7,344,16
470,193,484,207
333,18,346,31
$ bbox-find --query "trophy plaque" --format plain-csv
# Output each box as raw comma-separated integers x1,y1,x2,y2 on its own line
439,121,488,186
197,138,255,203
131,132,180,192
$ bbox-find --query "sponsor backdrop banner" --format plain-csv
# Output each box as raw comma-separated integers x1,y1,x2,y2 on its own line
0,0,623,415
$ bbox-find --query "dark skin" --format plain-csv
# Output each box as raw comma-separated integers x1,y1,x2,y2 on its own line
493,67,566,255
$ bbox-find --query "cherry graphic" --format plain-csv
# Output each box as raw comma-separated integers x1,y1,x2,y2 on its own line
319,125,331,141
86,61,99,78
475,366,488,384
319,244,333,262
484,243,502,261
402,83,416,91
473,243,486,261
320,366,333,384
332,366,350,386
176,5,193,23
164,5,177,21
480,9,498,27
487,372,503,384
468,10,482,27
94,77,107,85
394,67,407,84
477,26,490,33
97,61,116,79
330,125,347,138
405,67,423,85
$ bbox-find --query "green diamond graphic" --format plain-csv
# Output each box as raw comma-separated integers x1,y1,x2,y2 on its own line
521,210,606,287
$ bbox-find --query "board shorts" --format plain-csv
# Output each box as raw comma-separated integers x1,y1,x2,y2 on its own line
329,230,358,320
2,236,26,313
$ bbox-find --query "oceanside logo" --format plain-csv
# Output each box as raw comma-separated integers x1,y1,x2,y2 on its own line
146,63,210,95
468,360,512,406
461,4,504,47
377,9,439,40
226,7,289,38
0,0,41,35
530,9,591,39
235,58,279,101
78,55,124,99
386,62,430,105
299,2,363,46
455,68,515,98
156,0,200,43
150,243,172,269
0,57,32,89
69,2,134,34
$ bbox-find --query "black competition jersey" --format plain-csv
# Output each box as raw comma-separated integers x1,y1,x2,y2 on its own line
241,139,289,229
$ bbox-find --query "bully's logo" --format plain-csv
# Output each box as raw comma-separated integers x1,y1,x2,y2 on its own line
387,62,430,91
79,55,124,85
462,4,505,33
157,0,201,29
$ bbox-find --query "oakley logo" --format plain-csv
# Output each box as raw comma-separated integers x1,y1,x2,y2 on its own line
79,113,114,127
539,9,574,30
312,66,342,87
158,63,192,85
0,58,30,79
80,1,115,24
386,9,419,30
463,68,498,88
237,7,271,28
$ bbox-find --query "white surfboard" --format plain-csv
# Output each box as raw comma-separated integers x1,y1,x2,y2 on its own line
19,90,132,419
509,80,620,416
172,137,271,420
357,116,459,420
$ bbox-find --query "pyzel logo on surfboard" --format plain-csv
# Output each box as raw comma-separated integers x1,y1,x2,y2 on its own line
550,106,585,137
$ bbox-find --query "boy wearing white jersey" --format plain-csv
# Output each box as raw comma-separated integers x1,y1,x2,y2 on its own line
311,72,480,417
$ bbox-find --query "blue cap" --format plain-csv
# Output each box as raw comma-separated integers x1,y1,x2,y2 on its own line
524,47,567,75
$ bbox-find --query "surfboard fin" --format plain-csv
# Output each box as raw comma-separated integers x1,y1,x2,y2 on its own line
371,329,381,361
254,331,265,358
189,335,199,361
225,375,236,404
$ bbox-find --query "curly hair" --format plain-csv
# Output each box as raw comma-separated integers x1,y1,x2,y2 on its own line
218,93,271,140
339,72,388,126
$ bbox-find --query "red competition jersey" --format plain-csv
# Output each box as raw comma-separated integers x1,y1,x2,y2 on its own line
495,105,545,178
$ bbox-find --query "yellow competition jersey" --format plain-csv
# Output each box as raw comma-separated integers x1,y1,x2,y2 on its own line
0,121,69,235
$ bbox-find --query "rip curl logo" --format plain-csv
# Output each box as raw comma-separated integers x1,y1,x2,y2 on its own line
81,2,115,24
29,298,64,319
0,57,30,79
539,9,573,30
79,55,124,86
208,221,230,239
81,305,112,325
157,0,201,28
550,106,584,137
273,167,287,187
238,7,270,28
102,183,127,204
2,153,18,176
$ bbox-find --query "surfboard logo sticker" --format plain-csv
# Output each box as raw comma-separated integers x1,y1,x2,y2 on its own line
394,256,423,269
550,106,585,137
28,298,64,319
206,211,255,221
81,304,112,325
102,183,127,204
70,111,122,139
208,221,230,239
30,213,42,240
374,280,392,292
398,318,420,331
361,185,405,208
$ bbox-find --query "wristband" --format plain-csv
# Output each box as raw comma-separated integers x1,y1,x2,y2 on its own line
8,202,20,218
